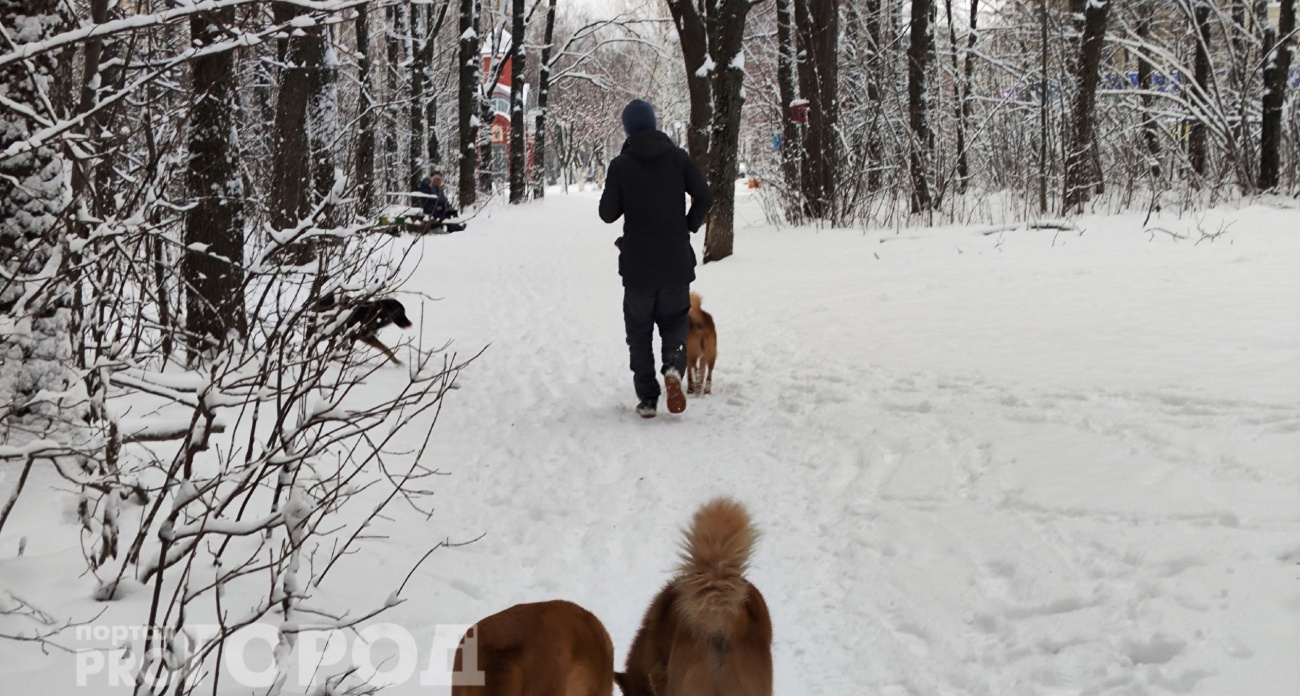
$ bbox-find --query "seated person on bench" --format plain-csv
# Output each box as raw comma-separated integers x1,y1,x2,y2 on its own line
418,171,460,223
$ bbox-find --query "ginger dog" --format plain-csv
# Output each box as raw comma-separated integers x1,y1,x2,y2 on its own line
452,600,615,696
617,498,772,696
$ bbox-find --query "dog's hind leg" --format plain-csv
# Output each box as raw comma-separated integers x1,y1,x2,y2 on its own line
359,334,403,365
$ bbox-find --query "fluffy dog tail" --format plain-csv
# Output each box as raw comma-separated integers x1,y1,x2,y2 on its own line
674,497,758,635
688,292,707,329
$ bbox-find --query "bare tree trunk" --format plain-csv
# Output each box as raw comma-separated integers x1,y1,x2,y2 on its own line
1259,0,1295,190
775,0,802,202
533,0,557,199
947,0,978,194
184,6,246,357
71,0,119,210
509,0,527,204
409,2,425,190
666,0,714,172
906,0,935,212
1188,1,1213,177
270,2,324,230
1038,0,1049,213
309,28,338,224
356,3,376,216
1063,0,1110,212
793,0,840,219
458,0,480,206
1136,3,1161,179
1230,0,1255,188
426,3,446,171
386,4,401,199
863,0,884,191
701,0,757,263
480,89,495,194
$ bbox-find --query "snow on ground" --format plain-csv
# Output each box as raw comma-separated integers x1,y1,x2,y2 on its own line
2,190,1299,695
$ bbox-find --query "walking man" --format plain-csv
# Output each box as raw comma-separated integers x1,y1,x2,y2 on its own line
599,99,714,418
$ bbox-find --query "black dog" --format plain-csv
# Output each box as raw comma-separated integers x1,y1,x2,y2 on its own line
315,292,412,365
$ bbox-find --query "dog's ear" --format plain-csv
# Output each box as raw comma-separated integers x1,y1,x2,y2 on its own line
613,672,629,694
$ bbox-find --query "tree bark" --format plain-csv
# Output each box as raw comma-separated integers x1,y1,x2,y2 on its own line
1040,0,1050,212
410,1,426,190
947,0,978,194
1136,3,1160,179
356,3,376,216
775,0,801,201
906,0,935,212
1188,2,1213,177
385,4,401,198
533,0,557,199
701,0,756,263
862,0,884,191
509,0,527,204
426,3,447,171
459,0,480,206
270,2,326,231
665,0,714,173
184,6,246,357
793,0,840,220
1063,0,1110,212
1259,0,1295,190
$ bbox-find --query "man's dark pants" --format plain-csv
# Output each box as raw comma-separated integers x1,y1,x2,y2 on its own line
623,284,689,402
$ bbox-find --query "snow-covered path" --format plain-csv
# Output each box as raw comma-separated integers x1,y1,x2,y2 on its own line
356,193,1299,696
2,192,1297,695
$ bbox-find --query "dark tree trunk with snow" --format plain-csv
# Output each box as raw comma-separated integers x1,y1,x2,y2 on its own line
702,0,757,263
72,0,122,213
1259,0,1296,191
775,0,801,198
948,0,978,193
1136,4,1160,179
509,0,527,204
533,0,557,199
0,0,74,417
386,5,401,198
269,2,328,238
1188,2,1213,177
426,3,446,171
459,0,480,206
793,0,840,220
666,0,714,173
906,0,935,212
859,0,885,191
1063,0,1110,212
184,7,247,357
410,2,427,190
309,31,338,225
356,4,376,216
480,91,495,194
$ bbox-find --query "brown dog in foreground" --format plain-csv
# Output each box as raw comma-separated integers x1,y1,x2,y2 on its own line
452,600,615,696
687,292,717,395
315,292,412,365
617,498,772,696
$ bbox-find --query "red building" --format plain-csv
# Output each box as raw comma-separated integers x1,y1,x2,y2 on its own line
481,31,536,181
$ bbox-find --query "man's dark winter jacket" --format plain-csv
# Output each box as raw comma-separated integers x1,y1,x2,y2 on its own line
599,130,713,289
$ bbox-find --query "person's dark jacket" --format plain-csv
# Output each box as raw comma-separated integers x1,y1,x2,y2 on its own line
599,130,713,289
418,178,455,219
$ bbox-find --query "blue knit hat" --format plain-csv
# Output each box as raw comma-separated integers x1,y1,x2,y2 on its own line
621,99,656,135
